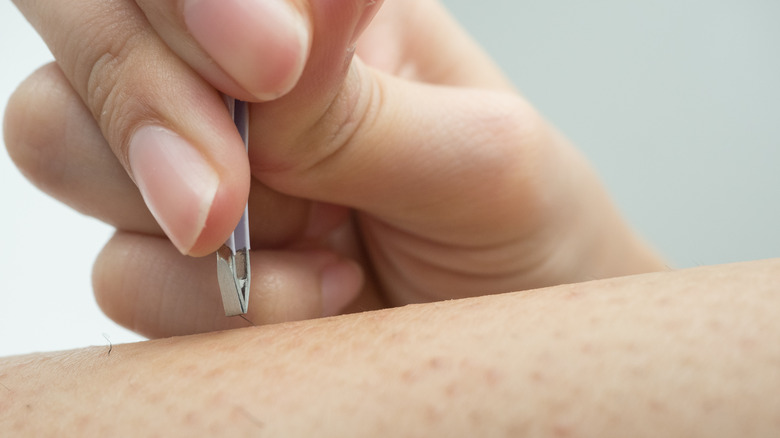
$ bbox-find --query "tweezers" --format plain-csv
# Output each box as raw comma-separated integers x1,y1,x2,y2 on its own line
216,97,251,316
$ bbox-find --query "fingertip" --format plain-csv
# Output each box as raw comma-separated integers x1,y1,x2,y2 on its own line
91,236,115,319
128,126,223,256
92,232,163,333
320,259,364,317
245,251,363,323
187,161,251,257
4,63,62,177
183,0,310,102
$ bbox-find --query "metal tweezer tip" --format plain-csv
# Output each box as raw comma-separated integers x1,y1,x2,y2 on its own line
217,244,250,316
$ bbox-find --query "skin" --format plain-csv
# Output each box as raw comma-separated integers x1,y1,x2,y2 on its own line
2,259,780,437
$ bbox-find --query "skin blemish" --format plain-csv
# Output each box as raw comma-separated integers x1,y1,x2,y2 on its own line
579,342,594,355
444,381,459,397
424,404,443,424
427,357,444,370
552,422,574,438
483,368,502,387
563,289,583,301
401,368,419,384
648,399,666,413
530,371,544,383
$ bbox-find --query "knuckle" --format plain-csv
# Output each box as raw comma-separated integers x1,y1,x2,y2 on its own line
473,93,551,177
265,62,381,187
475,93,573,230
74,19,156,162
478,93,544,152
4,64,70,187
307,69,379,170
83,39,135,153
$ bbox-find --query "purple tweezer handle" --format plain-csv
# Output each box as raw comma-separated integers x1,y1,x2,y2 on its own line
225,99,250,254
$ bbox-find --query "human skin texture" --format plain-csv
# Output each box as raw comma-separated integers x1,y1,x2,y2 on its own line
2,259,779,437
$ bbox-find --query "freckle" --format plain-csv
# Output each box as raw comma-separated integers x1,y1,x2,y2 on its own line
701,397,721,413
468,410,484,426
530,371,544,383
72,413,90,430
628,365,645,378
648,399,666,413
739,336,756,351
184,411,198,425
552,422,573,437
588,315,602,326
401,368,417,383
484,369,502,387
444,382,458,397
428,357,444,370
424,405,442,423
144,388,165,405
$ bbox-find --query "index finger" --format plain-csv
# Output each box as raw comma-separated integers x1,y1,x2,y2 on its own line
11,0,254,255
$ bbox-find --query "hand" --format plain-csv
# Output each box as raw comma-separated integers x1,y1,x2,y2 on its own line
4,0,665,337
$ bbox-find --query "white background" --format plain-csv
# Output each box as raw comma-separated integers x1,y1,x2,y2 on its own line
1,4,145,355
2,1,779,356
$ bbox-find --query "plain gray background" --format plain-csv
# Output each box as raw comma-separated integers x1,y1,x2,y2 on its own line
443,0,780,267
1,1,778,355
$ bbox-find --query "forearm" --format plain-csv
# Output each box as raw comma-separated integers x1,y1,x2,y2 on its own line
2,259,779,437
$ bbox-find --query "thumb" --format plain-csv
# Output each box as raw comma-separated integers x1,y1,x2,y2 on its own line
252,65,559,246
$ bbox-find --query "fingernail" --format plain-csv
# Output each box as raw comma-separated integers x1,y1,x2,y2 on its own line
320,261,363,317
129,126,219,254
184,0,309,100
349,0,383,47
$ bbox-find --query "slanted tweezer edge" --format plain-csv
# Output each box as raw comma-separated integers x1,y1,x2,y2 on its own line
217,244,250,316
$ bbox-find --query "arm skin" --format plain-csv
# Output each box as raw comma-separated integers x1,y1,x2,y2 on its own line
1,259,779,437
